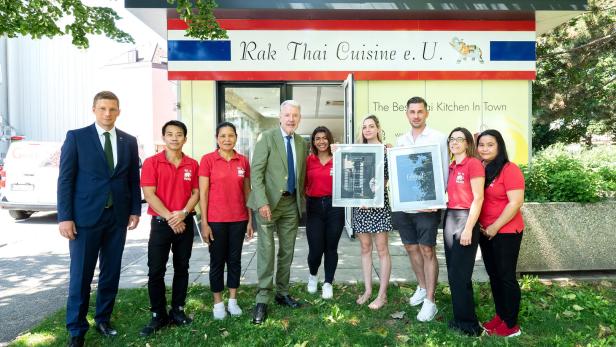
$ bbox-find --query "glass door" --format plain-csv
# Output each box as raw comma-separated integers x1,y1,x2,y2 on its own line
289,83,344,142
218,83,286,160
219,82,346,157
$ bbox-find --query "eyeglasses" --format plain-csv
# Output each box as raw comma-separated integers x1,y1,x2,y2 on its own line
448,137,466,144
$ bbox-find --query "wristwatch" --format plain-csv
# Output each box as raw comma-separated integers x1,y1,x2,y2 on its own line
182,209,189,216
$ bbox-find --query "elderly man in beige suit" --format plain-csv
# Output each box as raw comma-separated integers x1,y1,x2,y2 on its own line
247,100,308,324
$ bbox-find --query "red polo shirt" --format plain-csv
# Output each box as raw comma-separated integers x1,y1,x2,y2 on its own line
199,150,250,222
141,151,199,216
479,162,525,234
447,157,485,209
305,153,334,197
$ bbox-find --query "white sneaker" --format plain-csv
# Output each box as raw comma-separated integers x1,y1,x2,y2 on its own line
416,299,438,322
321,283,333,299
307,274,318,294
213,302,227,320
409,286,427,306
227,299,242,316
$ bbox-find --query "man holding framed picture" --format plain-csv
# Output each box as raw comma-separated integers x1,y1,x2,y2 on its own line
394,96,449,322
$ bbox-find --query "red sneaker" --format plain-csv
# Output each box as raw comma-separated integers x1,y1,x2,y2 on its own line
482,314,502,332
489,322,521,337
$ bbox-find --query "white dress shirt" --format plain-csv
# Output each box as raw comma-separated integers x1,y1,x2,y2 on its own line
94,122,118,168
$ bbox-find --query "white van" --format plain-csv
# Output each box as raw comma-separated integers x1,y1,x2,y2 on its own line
0,141,61,220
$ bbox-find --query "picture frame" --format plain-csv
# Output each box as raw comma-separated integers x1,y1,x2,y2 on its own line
332,144,385,208
388,144,447,211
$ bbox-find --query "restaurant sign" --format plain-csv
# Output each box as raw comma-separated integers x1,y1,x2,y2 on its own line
167,19,535,81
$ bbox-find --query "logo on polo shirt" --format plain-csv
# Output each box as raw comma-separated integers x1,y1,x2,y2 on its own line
237,167,245,177
184,169,192,181
456,172,465,184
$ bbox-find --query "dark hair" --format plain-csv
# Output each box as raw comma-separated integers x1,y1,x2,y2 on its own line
447,127,476,159
162,120,187,137
358,115,383,144
216,121,237,137
406,96,427,109
92,91,120,108
310,126,334,155
215,122,237,149
477,129,509,187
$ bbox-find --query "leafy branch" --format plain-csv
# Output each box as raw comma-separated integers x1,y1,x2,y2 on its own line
0,0,227,49
168,0,227,40
0,0,134,49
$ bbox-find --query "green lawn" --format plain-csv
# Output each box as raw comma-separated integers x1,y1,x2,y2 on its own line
10,276,616,346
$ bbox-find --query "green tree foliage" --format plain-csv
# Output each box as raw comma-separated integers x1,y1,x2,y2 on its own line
0,0,134,48
533,0,616,151
171,0,227,40
0,0,227,49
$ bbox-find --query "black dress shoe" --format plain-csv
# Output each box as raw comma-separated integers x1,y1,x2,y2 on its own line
95,321,118,337
169,306,192,326
275,294,302,308
68,335,84,347
252,303,268,324
140,312,169,337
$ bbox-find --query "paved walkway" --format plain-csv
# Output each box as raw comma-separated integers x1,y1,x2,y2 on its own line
118,221,488,289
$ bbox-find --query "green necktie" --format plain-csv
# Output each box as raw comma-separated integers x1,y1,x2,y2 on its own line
103,132,114,207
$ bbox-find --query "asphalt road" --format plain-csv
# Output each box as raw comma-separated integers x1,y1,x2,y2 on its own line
0,207,150,345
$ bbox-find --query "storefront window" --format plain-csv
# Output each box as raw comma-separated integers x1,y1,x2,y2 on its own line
221,86,282,159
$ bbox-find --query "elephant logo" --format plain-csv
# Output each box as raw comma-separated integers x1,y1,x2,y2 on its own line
450,37,484,64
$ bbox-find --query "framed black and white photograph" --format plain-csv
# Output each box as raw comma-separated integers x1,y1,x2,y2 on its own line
333,144,385,208
388,144,446,211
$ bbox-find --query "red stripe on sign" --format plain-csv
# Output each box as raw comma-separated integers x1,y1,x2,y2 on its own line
167,19,535,31
168,70,536,81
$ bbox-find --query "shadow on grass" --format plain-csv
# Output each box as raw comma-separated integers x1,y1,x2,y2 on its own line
0,237,147,344
9,278,616,346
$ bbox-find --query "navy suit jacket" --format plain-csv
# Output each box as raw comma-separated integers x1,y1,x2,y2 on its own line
57,123,141,228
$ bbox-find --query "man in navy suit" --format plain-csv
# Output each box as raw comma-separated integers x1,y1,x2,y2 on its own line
58,91,141,347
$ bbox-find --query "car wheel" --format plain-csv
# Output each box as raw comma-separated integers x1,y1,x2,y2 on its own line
9,210,33,220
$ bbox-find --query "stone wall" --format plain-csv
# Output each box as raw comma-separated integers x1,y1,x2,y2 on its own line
518,201,616,272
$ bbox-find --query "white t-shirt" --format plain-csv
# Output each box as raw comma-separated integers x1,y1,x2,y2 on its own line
396,126,449,212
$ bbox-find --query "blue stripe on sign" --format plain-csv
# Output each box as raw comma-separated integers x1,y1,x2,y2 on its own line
490,41,535,61
168,40,231,61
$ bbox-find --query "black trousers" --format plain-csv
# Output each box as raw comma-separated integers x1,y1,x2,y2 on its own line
208,221,247,293
147,219,194,315
479,231,523,328
305,196,345,284
443,209,482,335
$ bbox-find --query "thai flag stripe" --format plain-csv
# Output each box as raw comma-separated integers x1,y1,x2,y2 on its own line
168,40,231,61
490,41,535,61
